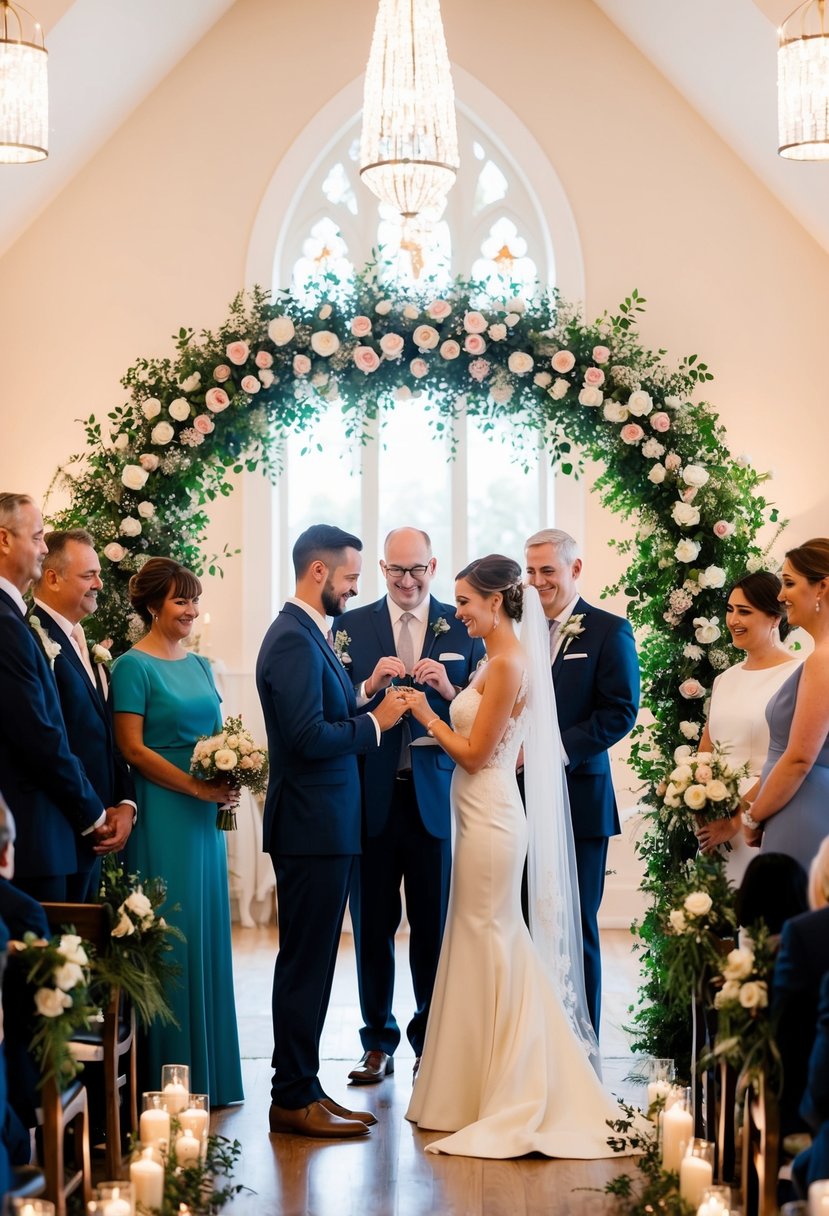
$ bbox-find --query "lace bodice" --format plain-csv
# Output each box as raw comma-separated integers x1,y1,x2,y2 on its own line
450,671,529,769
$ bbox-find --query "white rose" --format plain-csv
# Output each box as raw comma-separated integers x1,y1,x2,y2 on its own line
550,377,569,400
141,397,161,419
683,643,704,660
488,323,507,342
402,303,419,320
626,390,654,417
125,889,153,922
168,397,191,422
699,565,726,589
705,779,729,802
504,312,520,328
579,386,603,408
723,948,754,981
137,501,155,519
268,316,295,346
693,616,721,644
715,980,742,1007
180,372,201,392
35,987,73,1018
113,433,129,451
669,764,693,786
58,934,88,964
119,517,142,537
602,400,628,422
682,784,708,811
151,421,175,445
648,464,666,484
683,890,713,916
505,296,526,314
310,330,340,358
508,351,534,376
675,539,701,562
214,749,238,771
534,372,552,388
739,981,768,1010
673,745,693,763
663,783,681,808
111,910,136,938
104,543,126,562
375,299,393,316
53,961,84,991
668,909,687,934
121,464,149,492
679,720,701,740
672,501,701,527
683,464,710,488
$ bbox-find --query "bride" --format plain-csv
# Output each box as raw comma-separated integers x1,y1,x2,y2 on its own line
398,554,627,1159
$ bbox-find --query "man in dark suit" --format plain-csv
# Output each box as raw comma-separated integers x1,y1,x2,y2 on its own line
525,528,639,1035
792,970,829,1197
336,527,484,1084
256,524,405,1139
0,494,121,902
773,903,829,1135
32,528,135,901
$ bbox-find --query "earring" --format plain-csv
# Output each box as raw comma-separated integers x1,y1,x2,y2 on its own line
817,599,822,614
493,610,500,629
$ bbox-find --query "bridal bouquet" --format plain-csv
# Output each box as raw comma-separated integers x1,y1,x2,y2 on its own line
190,714,269,829
659,745,749,849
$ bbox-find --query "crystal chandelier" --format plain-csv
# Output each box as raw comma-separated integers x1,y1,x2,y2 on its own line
360,0,459,220
0,0,48,163
778,0,829,159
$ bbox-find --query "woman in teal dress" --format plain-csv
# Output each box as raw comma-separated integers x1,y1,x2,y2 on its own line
111,558,243,1106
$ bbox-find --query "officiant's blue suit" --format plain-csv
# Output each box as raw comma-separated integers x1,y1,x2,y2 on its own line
36,607,134,900
256,600,379,1107
0,588,103,896
333,595,483,1057
552,595,639,1035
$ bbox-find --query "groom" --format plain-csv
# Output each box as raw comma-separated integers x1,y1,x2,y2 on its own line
524,528,639,1034
256,524,406,1139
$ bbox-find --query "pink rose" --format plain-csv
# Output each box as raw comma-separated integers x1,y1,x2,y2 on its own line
139,453,160,472
592,345,610,364
193,414,215,435
350,315,373,338
551,350,576,374
681,487,698,503
620,423,645,445
679,678,706,700
464,333,487,356
226,340,250,366
241,375,261,394
463,311,488,334
205,387,230,413
379,332,405,360
413,324,439,351
713,520,735,539
254,350,273,369
293,354,311,376
410,358,429,379
651,412,671,432
665,453,682,471
353,346,381,374
213,364,231,383
468,358,491,382
584,367,605,388
440,340,460,360
427,299,452,321
694,764,713,784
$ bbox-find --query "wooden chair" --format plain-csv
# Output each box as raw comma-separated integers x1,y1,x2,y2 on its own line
741,1071,780,1216
691,971,718,1144
717,1058,738,1184
42,902,138,1179
39,1075,91,1216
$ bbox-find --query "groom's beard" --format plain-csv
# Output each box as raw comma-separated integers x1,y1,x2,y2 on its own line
321,579,354,617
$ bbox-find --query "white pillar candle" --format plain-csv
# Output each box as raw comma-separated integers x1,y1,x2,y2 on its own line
810,1179,829,1215
162,1081,188,1115
680,1153,714,1208
661,1102,694,1173
130,1148,164,1211
174,1128,201,1165
100,1187,131,1216
139,1105,170,1149
647,1079,671,1112
178,1106,209,1141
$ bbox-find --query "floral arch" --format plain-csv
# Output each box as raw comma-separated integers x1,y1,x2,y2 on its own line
51,270,779,1060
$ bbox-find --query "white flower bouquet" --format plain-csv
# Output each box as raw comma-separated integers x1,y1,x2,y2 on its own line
190,714,269,829
660,746,750,850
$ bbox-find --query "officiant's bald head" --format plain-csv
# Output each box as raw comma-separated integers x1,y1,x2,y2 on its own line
381,527,436,611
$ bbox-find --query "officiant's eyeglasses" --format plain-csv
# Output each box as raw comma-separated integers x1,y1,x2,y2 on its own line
382,564,430,578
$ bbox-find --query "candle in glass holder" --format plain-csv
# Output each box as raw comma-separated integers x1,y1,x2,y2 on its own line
680,1139,714,1208
161,1065,190,1114
96,1183,132,1216
175,1127,201,1165
810,1180,829,1215
697,1184,732,1215
130,1148,164,1211
179,1093,209,1153
11,1203,56,1215
661,1089,694,1173
140,1092,170,1150
642,1058,675,1115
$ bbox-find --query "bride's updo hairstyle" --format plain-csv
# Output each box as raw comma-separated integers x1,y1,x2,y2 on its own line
729,571,790,640
456,554,524,622
128,557,202,626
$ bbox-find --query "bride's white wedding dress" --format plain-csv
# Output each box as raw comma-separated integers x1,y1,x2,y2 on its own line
405,675,625,1159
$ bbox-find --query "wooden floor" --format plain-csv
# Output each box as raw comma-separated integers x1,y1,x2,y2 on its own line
213,925,645,1215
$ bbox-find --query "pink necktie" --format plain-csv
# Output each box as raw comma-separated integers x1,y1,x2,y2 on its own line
71,622,96,686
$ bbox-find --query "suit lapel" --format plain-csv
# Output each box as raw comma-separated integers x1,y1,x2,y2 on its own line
37,608,108,722
284,602,354,703
552,597,591,681
420,596,443,661
372,599,396,659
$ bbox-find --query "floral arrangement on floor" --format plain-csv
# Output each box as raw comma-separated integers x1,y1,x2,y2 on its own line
658,746,750,853
598,1102,695,1215
190,714,269,829
95,855,184,1028
46,265,783,1059
17,931,97,1090
159,1133,244,1215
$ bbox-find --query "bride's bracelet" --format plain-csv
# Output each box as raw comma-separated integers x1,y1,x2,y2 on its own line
741,804,762,831
425,717,441,737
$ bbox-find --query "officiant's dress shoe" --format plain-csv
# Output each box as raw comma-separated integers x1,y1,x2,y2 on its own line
348,1050,394,1084
320,1097,378,1126
268,1100,369,1138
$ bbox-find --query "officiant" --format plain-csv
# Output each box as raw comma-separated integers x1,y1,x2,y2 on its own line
338,527,483,1084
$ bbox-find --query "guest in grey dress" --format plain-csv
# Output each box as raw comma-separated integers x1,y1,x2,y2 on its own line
744,538,829,872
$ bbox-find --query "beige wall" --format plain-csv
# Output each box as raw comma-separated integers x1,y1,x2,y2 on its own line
1,0,827,674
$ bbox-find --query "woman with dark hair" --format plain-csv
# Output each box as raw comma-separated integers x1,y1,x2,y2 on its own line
111,558,243,1105
695,571,799,881
743,539,829,871
398,556,631,1159
736,852,808,941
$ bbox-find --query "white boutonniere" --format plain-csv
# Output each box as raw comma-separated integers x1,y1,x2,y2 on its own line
431,617,450,636
333,629,352,666
29,613,61,670
559,613,586,654
92,641,113,666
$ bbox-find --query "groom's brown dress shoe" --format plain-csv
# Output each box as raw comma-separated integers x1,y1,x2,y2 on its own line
268,1101,369,1138
348,1050,394,1084
321,1097,378,1126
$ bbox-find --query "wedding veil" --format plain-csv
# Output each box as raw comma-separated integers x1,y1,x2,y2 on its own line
520,584,602,1074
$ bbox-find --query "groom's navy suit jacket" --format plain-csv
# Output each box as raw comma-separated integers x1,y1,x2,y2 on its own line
256,601,378,856
36,607,134,878
333,595,484,840
0,588,103,879
552,596,639,840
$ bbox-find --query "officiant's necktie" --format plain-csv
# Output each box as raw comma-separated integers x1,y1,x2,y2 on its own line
548,617,561,663
71,622,97,687
397,612,415,772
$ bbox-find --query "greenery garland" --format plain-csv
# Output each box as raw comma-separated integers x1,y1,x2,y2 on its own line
49,265,783,1060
